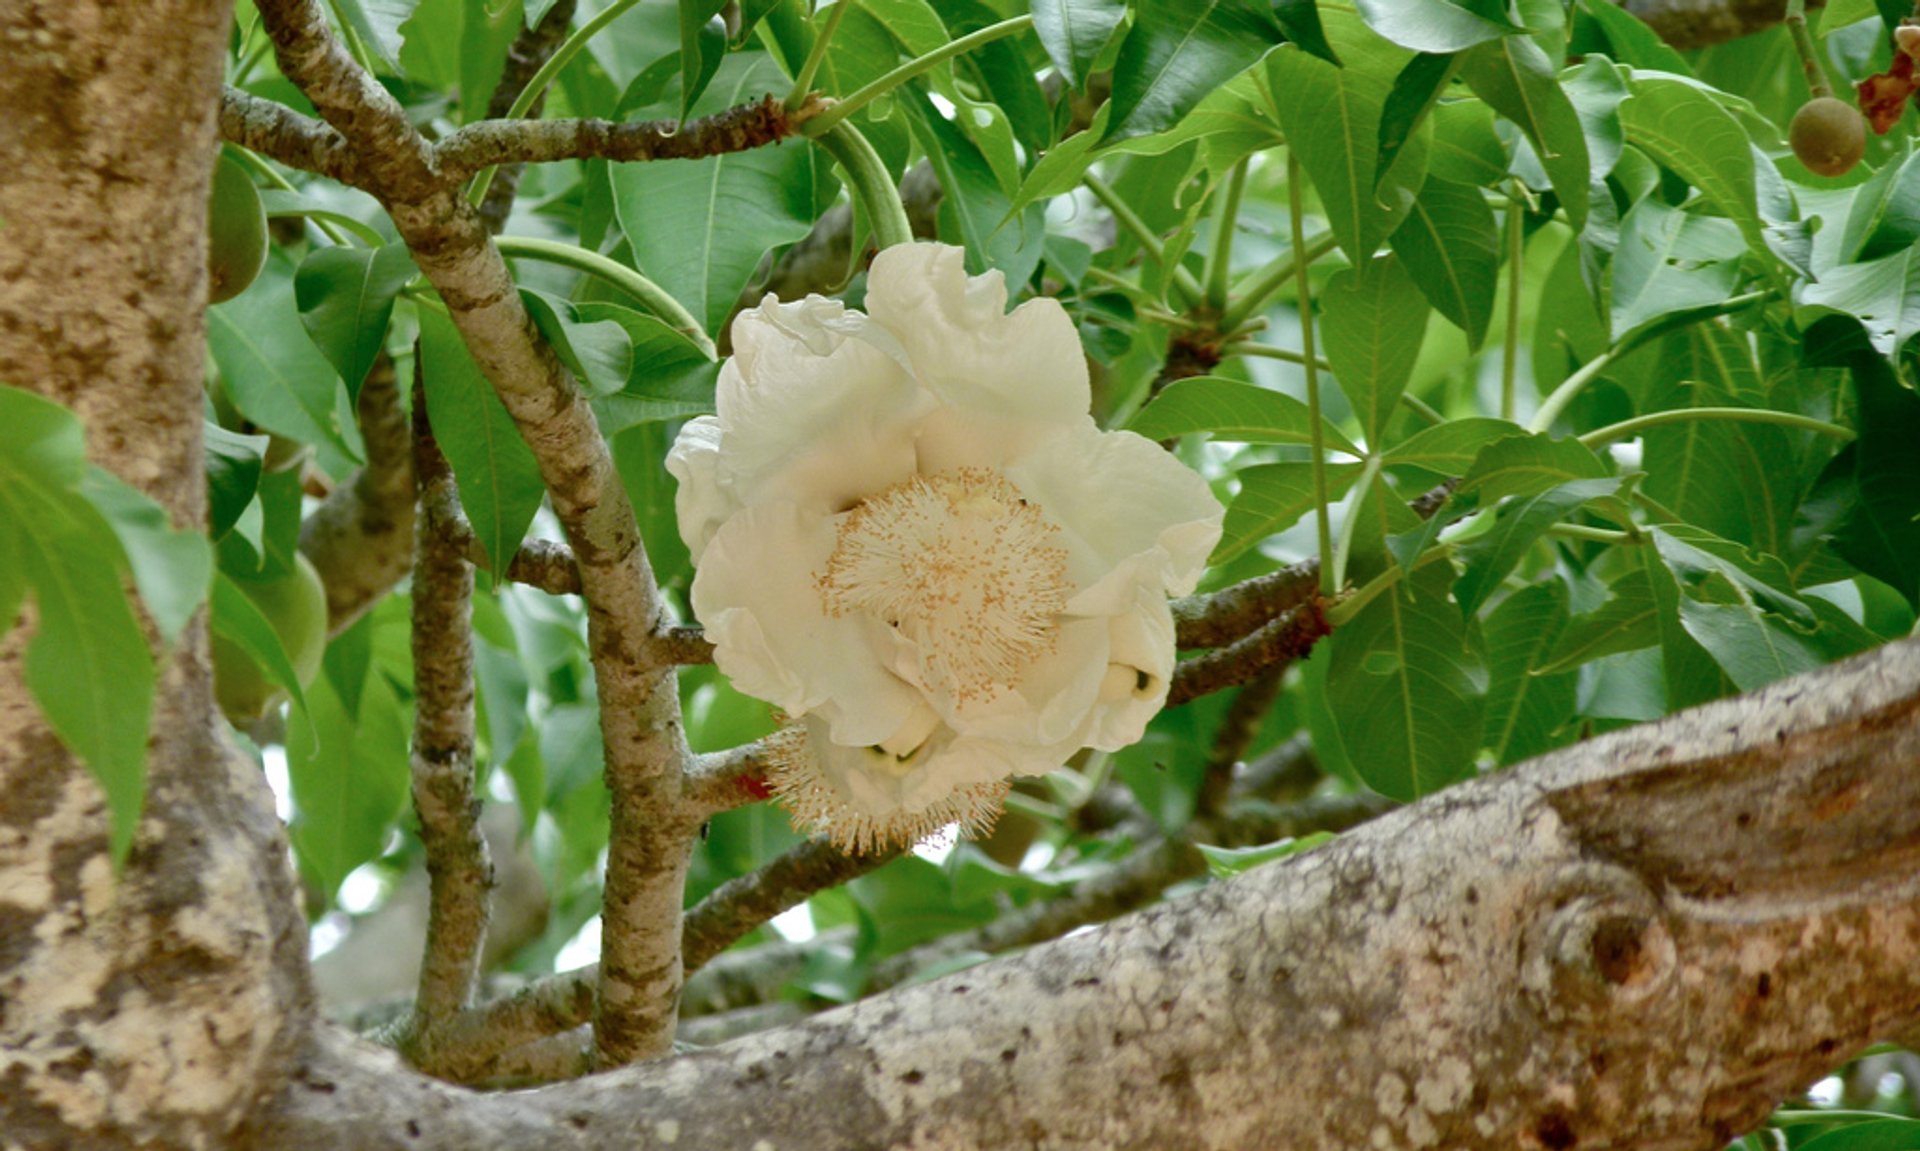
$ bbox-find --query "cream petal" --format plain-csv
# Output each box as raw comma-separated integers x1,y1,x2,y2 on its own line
934,617,1110,749
1081,594,1177,751
864,243,1092,427
719,296,927,514
1006,423,1224,598
665,416,733,563
691,502,923,746
805,717,1015,815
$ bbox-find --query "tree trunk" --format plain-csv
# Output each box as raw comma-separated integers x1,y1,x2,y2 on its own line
0,4,310,1147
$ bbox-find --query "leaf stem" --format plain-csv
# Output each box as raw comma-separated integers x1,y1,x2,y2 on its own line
1527,291,1771,433
1218,231,1339,332
1578,406,1854,448
1785,0,1833,99
1501,188,1525,422
1085,173,1203,308
493,235,715,358
1291,151,1335,599
1324,542,1453,628
468,0,646,206
1329,454,1383,594
814,122,913,249
1222,340,1332,371
801,15,1035,137
1205,160,1249,311
786,0,854,110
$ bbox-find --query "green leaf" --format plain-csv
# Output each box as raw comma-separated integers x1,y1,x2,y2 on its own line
1356,0,1519,53
1266,9,1428,262
1480,579,1576,764
1272,0,1340,66
1326,563,1486,802
1213,461,1364,564
1574,0,1690,76
209,571,310,721
520,288,634,397
1376,53,1459,191
208,254,363,462
286,664,410,902
680,0,729,118
906,89,1049,290
1458,35,1589,229
1609,197,1745,339
1196,833,1334,878
82,466,212,646
1616,76,1767,263
1428,98,1509,186
205,424,270,542
612,58,818,335
294,243,416,399
1389,174,1500,348
1127,376,1361,454
1103,0,1285,144
418,307,546,581
1561,54,1628,180
1538,568,1659,674
1650,526,1814,627
1677,596,1824,693
1381,416,1525,473
1796,1118,1920,1151
1831,354,1920,609
1452,476,1621,614
1457,431,1610,502
333,0,417,73
1031,0,1125,88
582,303,722,431
1321,254,1431,448
0,386,153,863
1838,148,1920,263
1800,247,1920,360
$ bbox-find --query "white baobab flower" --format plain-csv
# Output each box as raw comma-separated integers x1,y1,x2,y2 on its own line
669,243,1223,853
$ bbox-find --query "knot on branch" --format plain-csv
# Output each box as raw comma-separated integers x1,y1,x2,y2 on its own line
1520,867,1676,1024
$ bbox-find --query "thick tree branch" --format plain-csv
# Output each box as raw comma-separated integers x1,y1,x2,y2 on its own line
243,637,1920,1150
437,97,818,184
255,0,695,1066
401,391,493,1050
1624,0,1822,50
300,355,416,632
220,85,364,187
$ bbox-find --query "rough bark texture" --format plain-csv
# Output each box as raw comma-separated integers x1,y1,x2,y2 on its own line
235,638,1920,1149
0,3,310,1147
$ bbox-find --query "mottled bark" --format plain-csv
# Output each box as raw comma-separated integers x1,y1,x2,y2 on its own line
241,638,1920,1150
0,3,310,1147
1623,0,1821,50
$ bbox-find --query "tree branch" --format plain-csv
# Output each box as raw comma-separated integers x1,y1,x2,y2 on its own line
682,840,902,975
242,637,1920,1150
436,96,818,185
220,85,364,187
477,0,578,236
1624,0,1823,50
255,0,695,1066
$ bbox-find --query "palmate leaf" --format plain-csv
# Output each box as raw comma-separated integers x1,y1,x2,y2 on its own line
1102,0,1286,144
1609,197,1746,340
1031,0,1126,89
1457,34,1589,229
1127,376,1361,454
294,242,416,400
1389,174,1500,348
1213,461,1364,564
1479,579,1577,766
1616,75,1771,269
208,252,364,462
1355,0,1519,53
1320,254,1430,447
1452,476,1622,615
286,660,410,904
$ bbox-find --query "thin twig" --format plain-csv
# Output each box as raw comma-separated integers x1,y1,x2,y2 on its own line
682,839,902,974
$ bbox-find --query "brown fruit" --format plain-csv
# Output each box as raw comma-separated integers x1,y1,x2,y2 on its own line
1790,97,1867,178
207,151,268,304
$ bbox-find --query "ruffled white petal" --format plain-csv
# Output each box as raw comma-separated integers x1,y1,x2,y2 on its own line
691,502,923,746
665,416,731,563
1080,593,1177,751
864,243,1093,428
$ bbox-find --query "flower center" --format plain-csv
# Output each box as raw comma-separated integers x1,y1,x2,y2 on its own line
818,467,1071,705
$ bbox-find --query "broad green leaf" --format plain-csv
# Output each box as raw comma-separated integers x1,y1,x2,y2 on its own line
520,288,634,397
1539,568,1659,674
418,307,546,581
1267,10,1428,262
1800,247,1920,360
294,243,416,399
1102,0,1284,144
1031,0,1125,88
0,386,152,863
1677,596,1824,693
204,424,269,541
333,0,417,73
1356,0,1518,53
1381,416,1525,472
1838,147,1920,263
82,467,212,646
907,90,1048,289
208,253,363,462
614,421,695,600
1214,461,1364,564
1456,431,1610,502
286,664,410,902
1428,98,1509,186
1616,76,1767,261
1452,476,1621,614
1609,197,1745,339
1272,0,1340,66
1376,53,1459,191
1574,0,1690,76
860,0,949,58
1127,376,1361,454
1561,53,1628,180
1650,526,1814,627
852,855,997,957
1326,563,1486,802
582,303,722,431
1480,579,1576,765
1796,1118,1920,1151
613,59,818,335
1458,35,1589,228
947,0,1054,156
209,571,310,721
1197,833,1334,878
1640,542,1732,710
1321,254,1431,447
1389,174,1500,348
680,0,729,118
